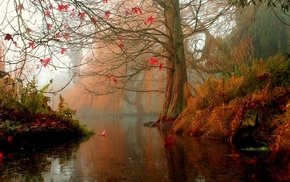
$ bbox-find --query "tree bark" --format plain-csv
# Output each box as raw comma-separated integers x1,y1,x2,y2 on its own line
158,0,188,122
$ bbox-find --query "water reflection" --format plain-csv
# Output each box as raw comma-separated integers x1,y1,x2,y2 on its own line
1,114,290,181
69,115,168,181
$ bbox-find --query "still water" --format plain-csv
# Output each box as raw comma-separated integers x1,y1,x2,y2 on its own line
0,112,289,181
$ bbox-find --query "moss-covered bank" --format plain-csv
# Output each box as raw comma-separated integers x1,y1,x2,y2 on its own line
171,54,290,159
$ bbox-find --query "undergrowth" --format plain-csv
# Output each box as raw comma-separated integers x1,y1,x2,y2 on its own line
172,54,290,158
0,76,94,147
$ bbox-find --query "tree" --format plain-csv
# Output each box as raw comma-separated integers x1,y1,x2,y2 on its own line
0,0,232,121
228,3,290,60
228,0,290,12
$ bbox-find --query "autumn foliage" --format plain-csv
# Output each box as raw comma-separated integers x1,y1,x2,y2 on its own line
172,54,290,157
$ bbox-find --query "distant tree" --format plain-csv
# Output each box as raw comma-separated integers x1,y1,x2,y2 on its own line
226,2,290,60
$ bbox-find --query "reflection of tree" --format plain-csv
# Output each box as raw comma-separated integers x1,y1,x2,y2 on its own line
0,139,82,181
165,136,244,181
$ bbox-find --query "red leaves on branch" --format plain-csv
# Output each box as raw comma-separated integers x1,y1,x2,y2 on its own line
17,4,24,10
40,58,51,67
28,42,35,49
4,34,13,41
159,63,163,71
56,33,61,38
48,4,53,10
118,44,124,49
91,17,97,24
132,7,142,14
105,11,111,19
118,36,124,49
57,3,69,11
63,34,69,40
26,28,32,33
149,57,158,65
47,24,52,30
112,77,117,83
60,48,66,54
78,12,86,19
45,10,50,17
144,16,154,25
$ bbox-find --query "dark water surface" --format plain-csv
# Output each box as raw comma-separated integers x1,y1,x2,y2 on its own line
0,113,289,181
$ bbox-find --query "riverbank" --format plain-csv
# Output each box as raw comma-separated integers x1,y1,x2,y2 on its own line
171,54,290,160
0,79,94,151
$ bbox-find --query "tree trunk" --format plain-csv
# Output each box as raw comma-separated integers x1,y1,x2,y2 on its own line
158,0,188,122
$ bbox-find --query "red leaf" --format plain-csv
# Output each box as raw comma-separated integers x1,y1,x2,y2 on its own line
63,34,69,40
159,63,163,71
17,4,24,10
102,0,108,3
78,12,86,19
91,17,97,24
26,28,32,33
28,42,35,49
57,3,69,11
132,7,142,14
4,34,13,41
118,36,123,41
112,77,117,83
105,11,111,19
149,57,158,65
70,12,75,17
45,10,50,17
144,16,154,25
118,44,124,49
13,41,17,47
40,58,51,67
0,152,3,158
47,24,52,30
60,48,66,54
101,130,106,137
56,33,61,37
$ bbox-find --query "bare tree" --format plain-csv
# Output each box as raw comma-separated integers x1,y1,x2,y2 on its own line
0,0,233,121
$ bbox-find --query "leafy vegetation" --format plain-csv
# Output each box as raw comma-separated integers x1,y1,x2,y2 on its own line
0,76,94,148
172,54,290,159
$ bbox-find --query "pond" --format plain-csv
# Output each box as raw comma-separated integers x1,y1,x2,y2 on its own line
0,111,289,181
